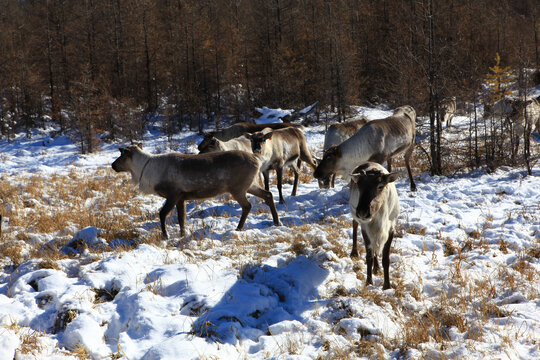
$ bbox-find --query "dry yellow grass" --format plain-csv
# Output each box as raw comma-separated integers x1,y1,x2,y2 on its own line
0,169,152,265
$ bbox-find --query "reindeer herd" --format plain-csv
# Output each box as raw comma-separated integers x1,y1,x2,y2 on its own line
112,99,539,289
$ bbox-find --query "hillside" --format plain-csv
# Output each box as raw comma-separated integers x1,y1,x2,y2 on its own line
0,107,539,359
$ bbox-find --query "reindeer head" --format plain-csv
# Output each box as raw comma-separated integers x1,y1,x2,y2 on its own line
246,130,273,155
314,145,341,181
198,136,220,153
112,144,142,172
349,163,398,222
197,132,216,152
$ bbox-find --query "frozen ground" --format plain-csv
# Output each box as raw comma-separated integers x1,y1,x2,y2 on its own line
0,108,539,359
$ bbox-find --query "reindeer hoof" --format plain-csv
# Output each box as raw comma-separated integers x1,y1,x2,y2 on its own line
383,283,392,290
350,249,359,258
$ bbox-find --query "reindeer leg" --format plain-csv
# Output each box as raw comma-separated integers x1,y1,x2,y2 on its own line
291,163,299,197
382,230,394,290
248,185,281,226
362,229,373,286
331,173,336,188
276,167,285,204
373,256,380,275
176,197,186,237
350,220,359,258
159,198,177,239
404,144,417,192
263,170,270,191
232,192,252,231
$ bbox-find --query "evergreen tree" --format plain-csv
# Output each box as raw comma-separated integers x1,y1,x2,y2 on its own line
485,53,515,103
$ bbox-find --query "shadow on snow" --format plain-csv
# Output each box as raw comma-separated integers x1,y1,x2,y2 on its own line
192,256,329,344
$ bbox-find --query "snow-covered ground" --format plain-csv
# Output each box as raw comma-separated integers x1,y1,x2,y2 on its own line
0,108,539,359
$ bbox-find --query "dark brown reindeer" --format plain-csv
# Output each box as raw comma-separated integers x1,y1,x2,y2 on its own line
112,144,280,238
197,122,294,153
349,162,399,290
318,117,369,189
245,127,317,204
314,105,417,192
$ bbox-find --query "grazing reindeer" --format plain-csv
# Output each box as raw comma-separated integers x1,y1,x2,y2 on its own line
198,122,293,152
319,117,369,189
509,97,540,136
441,97,457,128
246,127,317,204
349,162,399,290
198,134,252,154
314,105,417,192
112,144,280,238
483,98,513,121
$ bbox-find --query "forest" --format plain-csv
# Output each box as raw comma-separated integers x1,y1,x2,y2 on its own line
0,0,539,171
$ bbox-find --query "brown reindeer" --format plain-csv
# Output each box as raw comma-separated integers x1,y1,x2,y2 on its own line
245,127,317,204
112,144,280,238
314,105,417,192
197,122,294,152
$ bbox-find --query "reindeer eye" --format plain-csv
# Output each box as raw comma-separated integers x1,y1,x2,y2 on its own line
120,149,125,155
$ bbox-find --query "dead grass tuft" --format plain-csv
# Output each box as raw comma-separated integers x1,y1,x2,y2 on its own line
38,259,59,270
53,308,79,333
0,241,23,266
71,345,90,359
19,328,44,355
526,246,540,259
443,237,457,256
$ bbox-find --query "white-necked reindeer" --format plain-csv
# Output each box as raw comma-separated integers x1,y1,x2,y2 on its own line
441,97,457,128
314,105,417,192
112,144,280,238
318,117,369,189
349,162,399,290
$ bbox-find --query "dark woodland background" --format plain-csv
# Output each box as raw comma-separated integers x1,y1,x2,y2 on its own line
1,0,539,173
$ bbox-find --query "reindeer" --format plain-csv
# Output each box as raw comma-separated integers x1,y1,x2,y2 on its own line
509,97,540,136
198,134,252,154
112,144,280,238
441,97,457,128
349,162,399,290
197,122,293,152
245,127,317,204
314,105,417,192
319,117,369,189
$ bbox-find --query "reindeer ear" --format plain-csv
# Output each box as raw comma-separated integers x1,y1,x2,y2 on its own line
386,172,399,183
350,174,360,184
243,132,252,139
263,132,273,140
136,143,143,149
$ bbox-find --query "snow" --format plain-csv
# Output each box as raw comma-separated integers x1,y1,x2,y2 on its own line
255,106,292,124
0,108,539,359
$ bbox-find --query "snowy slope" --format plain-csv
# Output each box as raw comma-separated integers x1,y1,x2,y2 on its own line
0,110,539,360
